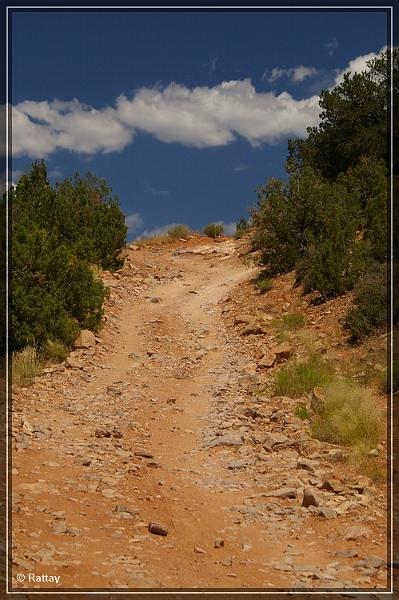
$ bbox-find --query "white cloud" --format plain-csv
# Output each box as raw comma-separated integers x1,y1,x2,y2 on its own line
141,180,170,196
125,212,143,235
9,47,386,158
10,81,320,157
12,98,133,157
116,79,320,148
334,46,387,85
291,66,318,83
138,223,179,239
234,163,249,172
265,66,318,84
215,221,236,236
326,38,339,57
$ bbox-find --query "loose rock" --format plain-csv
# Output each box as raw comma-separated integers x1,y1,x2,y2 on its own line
148,521,168,536
74,329,96,348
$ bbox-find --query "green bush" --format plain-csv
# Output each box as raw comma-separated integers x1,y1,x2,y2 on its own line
274,352,333,397
167,224,192,240
250,51,392,303
235,216,248,239
9,161,125,354
254,276,272,294
344,263,387,341
251,177,300,275
203,223,224,238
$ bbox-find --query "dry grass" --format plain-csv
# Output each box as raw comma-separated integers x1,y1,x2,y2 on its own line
348,445,386,482
272,312,306,342
338,337,387,389
12,346,41,387
44,339,69,363
134,235,173,247
311,379,384,457
279,312,305,331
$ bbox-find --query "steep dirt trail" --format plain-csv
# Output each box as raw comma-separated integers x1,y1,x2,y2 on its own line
11,240,389,592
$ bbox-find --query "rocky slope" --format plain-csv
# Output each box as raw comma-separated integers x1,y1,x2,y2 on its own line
10,237,389,592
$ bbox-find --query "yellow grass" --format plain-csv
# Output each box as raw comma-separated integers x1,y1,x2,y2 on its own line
13,346,41,387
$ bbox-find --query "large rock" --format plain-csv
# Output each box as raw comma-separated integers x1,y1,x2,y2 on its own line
74,329,96,349
241,321,266,336
318,506,337,519
321,479,345,494
148,521,168,536
263,432,289,451
263,487,297,499
207,434,244,449
66,356,83,369
302,486,319,508
258,352,276,369
273,343,294,362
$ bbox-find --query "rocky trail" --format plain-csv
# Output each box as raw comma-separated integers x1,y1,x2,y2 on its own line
11,238,389,592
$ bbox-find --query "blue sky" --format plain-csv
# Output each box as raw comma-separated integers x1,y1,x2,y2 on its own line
10,9,388,239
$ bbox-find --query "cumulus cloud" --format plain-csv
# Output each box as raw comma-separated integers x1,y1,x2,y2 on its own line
138,223,179,239
215,221,236,236
9,47,386,158
116,80,320,148
125,212,143,235
266,65,318,84
10,81,320,157
334,46,387,85
12,99,133,157
291,66,318,83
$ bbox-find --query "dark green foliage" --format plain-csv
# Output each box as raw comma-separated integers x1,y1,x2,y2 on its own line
298,50,393,179
203,223,224,238
251,177,300,275
340,157,388,262
254,276,272,294
235,216,248,239
251,49,392,332
9,161,127,353
294,186,358,296
344,263,388,341
252,169,362,296
167,224,192,239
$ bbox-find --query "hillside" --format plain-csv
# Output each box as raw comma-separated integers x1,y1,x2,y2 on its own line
11,236,389,590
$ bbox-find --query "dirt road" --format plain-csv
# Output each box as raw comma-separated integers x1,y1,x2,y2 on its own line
11,239,389,592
